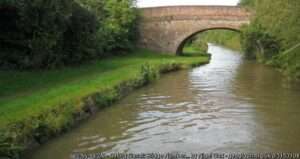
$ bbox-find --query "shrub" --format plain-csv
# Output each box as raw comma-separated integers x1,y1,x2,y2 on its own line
62,3,98,65
241,24,281,61
0,0,138,69
0,0,71,69
78,0,138,55
140,63,159,84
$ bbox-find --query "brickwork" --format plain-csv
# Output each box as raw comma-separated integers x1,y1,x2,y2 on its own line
138,6,251,54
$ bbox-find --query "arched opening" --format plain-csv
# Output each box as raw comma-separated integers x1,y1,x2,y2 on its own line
176,28,241,56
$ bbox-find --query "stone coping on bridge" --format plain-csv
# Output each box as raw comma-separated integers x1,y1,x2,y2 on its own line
139,5,251,21
139,5,245,9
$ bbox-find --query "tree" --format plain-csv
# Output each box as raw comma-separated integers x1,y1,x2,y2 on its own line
0,0,138,69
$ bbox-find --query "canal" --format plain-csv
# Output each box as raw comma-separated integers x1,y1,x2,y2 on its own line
27,44,300,158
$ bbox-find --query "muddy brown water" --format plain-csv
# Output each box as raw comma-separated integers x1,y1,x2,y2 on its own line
27,44,300,159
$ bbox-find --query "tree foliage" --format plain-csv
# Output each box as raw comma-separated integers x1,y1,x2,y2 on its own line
0,0,138,69
240,0,300,56
240,0,300,78
253,0,300,49
238,0,255,8
241,24,281,61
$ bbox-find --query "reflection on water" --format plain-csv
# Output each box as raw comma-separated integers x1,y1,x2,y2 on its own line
28,44,300,159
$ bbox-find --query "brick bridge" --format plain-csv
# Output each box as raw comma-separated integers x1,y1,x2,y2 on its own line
138,6,251,55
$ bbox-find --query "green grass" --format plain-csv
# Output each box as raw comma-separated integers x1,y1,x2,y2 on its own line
189,30,242,52
0,49,209,157
270,44,300,79
183,46,201,54
182,46,208,56
0,49,209,128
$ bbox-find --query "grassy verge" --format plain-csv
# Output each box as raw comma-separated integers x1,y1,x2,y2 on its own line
217,35,242,51
182,46,208,56
189,30,242,53
0,49,210,158
269,43,300,79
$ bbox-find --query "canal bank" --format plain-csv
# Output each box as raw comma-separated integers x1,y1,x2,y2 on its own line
26,44,300,159
0,49,210,158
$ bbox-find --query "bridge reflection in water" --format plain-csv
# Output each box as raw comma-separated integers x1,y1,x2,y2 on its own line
27,44,300,159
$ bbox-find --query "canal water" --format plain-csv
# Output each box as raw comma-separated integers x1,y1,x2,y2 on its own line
27,44,300,159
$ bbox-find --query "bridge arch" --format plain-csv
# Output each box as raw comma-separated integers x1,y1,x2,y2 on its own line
176,27,240,55
138,6,251,55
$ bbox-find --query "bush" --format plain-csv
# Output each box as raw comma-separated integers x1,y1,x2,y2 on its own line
62,3,98,65
241,24,281,61
140,63,159,84
0,0,138,69
270,44,300,78
0,0,72,69
78,0,138,55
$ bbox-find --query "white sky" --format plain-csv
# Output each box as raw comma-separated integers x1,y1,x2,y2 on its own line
137,0,240,8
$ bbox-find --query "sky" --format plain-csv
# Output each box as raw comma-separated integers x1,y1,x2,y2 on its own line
137,0,240,8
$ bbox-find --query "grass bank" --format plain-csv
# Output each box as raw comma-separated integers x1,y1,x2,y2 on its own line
188,30,242,53
0,49,210,158
269,43,300,79
182,46,208,56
